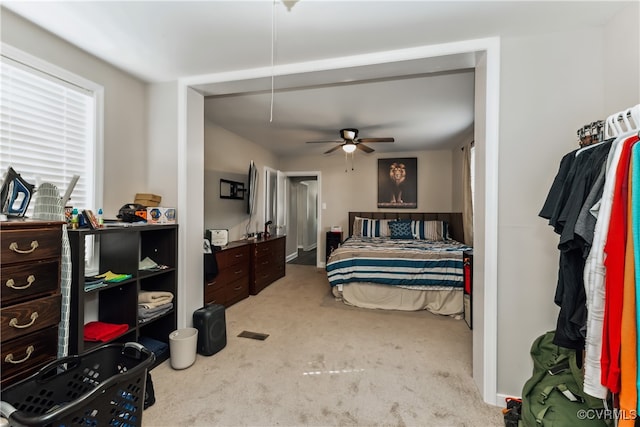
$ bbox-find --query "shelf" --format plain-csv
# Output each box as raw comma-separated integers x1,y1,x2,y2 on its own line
69,224,178,367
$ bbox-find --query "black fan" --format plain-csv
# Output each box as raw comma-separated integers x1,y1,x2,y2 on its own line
306,128,394,154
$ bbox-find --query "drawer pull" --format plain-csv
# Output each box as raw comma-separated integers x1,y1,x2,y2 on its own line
234,254,243,258
234,270,242,275
233,286,243,291
9,240,39,254
9,312,39,329
5,345,35,364
207,281,217,287
6,275,36,290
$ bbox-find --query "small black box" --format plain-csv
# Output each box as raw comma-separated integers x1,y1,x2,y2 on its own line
193,304,227,356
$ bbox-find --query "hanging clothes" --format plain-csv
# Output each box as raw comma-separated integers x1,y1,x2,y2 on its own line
583,133,639,399
540,140,613,350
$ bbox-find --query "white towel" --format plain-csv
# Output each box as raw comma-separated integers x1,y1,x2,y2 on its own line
138,291,173,308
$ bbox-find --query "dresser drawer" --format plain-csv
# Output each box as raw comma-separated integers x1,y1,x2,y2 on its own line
1,260,60,306
205,276,249,307
1,294,61,341
204,280,227,306
216,264,250,284
1,326,58,387
225,276,250,304
1,227,62,265
216,245,250,269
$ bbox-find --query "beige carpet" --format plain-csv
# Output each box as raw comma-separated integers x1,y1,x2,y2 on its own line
142,264,503,427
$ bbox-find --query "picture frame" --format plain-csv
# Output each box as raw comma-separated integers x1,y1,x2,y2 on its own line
83,209,100,229
377,157,418,208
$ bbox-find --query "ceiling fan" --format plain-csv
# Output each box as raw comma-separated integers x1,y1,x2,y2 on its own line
306,128,395,154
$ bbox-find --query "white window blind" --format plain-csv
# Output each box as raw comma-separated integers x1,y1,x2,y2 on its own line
0,55,96,213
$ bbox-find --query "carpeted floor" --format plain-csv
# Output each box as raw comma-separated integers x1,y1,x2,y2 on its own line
142,264,503,427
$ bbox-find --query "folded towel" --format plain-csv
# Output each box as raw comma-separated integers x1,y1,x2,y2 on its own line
84,321,129,342
138,291,173,303
94,271,132,283
138,291,173,308
138,303,173,323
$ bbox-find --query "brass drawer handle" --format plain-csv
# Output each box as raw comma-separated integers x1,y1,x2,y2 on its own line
6,275,36,290
234,270,242,275
207,281,217,287
9,240,39,254
9,312,39,329
5,345,35,364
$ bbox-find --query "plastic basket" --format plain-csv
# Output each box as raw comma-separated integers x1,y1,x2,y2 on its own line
0,342,155,427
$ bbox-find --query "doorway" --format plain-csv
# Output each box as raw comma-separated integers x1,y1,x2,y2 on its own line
286,176,318,266
180,39,499,404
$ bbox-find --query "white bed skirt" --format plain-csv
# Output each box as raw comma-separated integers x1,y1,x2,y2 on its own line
332,283,463,315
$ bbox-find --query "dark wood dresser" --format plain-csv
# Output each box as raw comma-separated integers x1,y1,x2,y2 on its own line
250,235,285,295
204,241,251,307
1,220,63,388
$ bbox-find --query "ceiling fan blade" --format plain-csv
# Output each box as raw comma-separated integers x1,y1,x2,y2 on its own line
356,143,375,153
306,140,343,144
357,137,395,143
324,145,343,154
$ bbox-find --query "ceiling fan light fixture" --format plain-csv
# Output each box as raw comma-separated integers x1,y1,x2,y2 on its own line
342,142,357,153
341,128,357,140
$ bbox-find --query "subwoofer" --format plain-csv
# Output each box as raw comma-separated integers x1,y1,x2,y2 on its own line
193,304,227,356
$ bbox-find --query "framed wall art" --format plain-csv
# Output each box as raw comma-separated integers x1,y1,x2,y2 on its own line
377,157,417,208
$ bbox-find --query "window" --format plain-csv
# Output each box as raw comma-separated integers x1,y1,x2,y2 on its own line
0,44,103,215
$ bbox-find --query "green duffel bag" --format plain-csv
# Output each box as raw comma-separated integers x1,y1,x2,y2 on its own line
520,331,612,427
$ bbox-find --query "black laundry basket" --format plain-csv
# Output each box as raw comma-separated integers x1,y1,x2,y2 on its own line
0,342,155,427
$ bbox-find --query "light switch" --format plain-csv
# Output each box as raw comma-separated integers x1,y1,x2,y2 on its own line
322,203,327,210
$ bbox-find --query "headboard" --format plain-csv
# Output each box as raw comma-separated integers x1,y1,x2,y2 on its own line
348,211,465,243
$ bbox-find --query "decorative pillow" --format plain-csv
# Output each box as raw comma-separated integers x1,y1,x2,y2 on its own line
389,220,413,239
352,217,391,238
411,220,449,241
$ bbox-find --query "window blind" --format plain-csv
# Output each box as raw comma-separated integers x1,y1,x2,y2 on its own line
0,56,96,213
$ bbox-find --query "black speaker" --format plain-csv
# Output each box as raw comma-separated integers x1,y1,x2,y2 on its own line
193,304,227,356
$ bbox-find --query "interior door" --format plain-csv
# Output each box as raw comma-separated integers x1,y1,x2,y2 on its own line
264,167,287,237
276,170,287,235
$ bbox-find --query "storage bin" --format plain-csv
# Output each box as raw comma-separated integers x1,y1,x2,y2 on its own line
0,342,154,427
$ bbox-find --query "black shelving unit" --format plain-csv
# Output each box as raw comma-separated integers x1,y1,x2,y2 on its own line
68,224,178,368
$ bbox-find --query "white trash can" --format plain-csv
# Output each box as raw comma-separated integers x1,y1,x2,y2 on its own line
169,328,198,369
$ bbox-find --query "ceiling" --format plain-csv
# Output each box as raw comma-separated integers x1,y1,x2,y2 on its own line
2,1,630,157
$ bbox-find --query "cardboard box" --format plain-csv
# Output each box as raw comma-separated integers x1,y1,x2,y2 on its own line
135,193,162,207
147,207,176,224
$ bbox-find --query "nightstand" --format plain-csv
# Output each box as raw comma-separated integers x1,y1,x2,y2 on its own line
326,231,343,264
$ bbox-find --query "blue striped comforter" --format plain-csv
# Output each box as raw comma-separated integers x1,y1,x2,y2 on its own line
326,237,471,288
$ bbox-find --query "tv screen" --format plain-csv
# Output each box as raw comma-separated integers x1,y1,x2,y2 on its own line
247,161,258,216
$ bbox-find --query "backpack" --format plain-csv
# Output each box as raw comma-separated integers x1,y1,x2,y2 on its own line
520,331,612,427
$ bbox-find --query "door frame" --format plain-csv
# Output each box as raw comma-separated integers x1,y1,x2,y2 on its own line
178,37,499,404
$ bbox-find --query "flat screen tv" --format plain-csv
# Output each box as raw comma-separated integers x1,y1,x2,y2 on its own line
246,160,258,216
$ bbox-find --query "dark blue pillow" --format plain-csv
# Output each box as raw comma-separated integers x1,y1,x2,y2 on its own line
389,220,413,239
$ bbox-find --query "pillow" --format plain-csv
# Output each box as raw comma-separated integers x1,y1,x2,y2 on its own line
352,217,391,238
388,220,413,239
411,220,449,241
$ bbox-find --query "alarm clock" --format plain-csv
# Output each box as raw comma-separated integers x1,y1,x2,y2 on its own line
206,229,228,247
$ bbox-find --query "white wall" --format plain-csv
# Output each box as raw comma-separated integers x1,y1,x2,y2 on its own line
603,2,639,113
204,121,279,241
0,8,149,218
279,149,455,257
496,28,609,396
148,82,179,207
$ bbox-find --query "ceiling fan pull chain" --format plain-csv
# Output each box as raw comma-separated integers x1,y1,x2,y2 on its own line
270,0,276,123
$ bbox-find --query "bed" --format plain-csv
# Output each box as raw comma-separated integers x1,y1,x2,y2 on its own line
327,212,471,315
